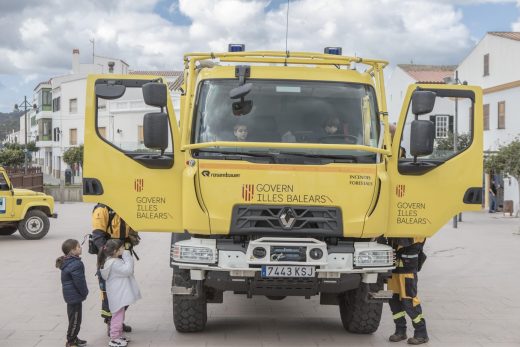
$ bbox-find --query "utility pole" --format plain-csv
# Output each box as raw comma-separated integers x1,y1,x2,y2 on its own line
14,96,35,174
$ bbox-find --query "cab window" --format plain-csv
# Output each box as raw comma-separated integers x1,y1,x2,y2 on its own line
95,80,173,156
398,89,474,170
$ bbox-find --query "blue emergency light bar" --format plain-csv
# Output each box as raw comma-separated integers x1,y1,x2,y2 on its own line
228,44,246,52
324,47,342,55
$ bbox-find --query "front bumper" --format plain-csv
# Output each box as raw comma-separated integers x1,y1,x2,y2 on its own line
171,237,394,282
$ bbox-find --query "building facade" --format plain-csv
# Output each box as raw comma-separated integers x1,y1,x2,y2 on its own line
22,49,181,184
457,32,520,214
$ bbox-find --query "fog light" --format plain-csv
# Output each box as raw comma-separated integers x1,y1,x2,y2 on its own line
252,247,266,258
309,248,323,260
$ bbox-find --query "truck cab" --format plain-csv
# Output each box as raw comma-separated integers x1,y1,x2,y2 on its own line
83,48,483,333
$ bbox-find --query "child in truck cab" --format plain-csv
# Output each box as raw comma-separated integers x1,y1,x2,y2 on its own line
98,239,141,347
233,123,249,142
56,239,88,347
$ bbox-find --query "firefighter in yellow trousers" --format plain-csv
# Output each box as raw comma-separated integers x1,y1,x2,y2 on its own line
387,237,429,345
91,203,140,336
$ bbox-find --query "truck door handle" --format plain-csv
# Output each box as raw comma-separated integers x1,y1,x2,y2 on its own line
83,178,104,195
463,187,482,204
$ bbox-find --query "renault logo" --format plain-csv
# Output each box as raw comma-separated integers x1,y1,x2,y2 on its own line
279,207,296,229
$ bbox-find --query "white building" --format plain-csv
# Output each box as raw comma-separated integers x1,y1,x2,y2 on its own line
25,49,182,184
457,32,520,213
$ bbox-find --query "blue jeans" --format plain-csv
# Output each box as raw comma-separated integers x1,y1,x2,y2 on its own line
489,193,496,212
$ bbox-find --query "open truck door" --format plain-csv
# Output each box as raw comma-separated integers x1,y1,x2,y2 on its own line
387,84,483,237
83,76,183,231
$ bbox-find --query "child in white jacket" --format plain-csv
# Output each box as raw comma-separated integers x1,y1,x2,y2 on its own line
98,239,141,347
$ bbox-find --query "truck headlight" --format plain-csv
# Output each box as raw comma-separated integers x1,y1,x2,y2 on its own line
173,245,215,264
354,250,393,267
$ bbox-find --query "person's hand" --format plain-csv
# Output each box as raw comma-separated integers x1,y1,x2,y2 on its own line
125,242,132,250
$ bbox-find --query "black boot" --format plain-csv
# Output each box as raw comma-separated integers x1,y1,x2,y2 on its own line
123,323,132,333
389,328,407,342
407,336,429,345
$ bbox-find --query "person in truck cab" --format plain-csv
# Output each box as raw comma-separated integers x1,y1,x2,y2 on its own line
233,123,249,142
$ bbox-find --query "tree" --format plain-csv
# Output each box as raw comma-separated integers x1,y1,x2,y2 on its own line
485,138,520,222
63,145,84,175
433,132,471,158
0,147,25,167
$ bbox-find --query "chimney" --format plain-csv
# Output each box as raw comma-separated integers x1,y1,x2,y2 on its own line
72,48,80,74
108,61,115,73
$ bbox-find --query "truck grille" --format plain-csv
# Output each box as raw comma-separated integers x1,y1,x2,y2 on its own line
230,205,343,236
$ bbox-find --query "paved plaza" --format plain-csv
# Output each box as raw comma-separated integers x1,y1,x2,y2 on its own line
1,203,520,347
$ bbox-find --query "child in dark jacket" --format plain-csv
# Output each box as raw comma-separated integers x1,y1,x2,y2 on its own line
56,239,89,347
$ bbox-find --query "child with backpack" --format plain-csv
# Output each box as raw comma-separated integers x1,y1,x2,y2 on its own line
98,239,141,347
56,239,89,347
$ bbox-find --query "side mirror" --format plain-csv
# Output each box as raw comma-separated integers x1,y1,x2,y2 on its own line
411,90,436,116
143,82,167,108
410,120,435,157
95,83,126,100
143,112,168,152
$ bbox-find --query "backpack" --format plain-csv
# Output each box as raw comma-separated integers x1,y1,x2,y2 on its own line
87,204,120,255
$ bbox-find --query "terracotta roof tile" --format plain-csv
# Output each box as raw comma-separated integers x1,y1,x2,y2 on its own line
488,32,520,41
129,70,183,77
397,64,456,83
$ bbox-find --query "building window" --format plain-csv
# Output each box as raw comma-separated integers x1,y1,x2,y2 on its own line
498,101,505,129
69,128,77,145
53,127,60,142
98,127,107,138
435,115,449,138
38,119,52,141
69,98,78,113
39,88,52,111
52,97,61,112
138,125,144,144
483,104,489,130
484,53,489,76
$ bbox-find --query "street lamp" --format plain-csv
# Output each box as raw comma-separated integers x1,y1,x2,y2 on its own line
14,96,37,174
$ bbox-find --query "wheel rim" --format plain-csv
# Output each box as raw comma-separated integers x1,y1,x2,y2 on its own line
25,216,44,235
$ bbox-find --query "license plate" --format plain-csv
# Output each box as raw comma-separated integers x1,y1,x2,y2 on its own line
261,265,315,278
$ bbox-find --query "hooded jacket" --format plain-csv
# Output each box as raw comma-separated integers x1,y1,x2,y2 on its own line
99,250,141,313
57,255,89,304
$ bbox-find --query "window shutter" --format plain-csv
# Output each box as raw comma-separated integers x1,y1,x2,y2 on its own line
449,115,454,134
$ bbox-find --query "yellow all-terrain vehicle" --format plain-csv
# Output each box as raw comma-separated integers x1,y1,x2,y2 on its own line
83,47,483,333
0,167,57,239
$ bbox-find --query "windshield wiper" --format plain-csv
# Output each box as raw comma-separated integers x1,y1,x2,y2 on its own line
277,152,358,163
193,149,275,160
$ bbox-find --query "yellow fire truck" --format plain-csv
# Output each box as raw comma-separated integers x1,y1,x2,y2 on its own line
83,46,482,333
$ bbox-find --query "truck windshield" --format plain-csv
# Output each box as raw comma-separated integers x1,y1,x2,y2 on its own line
193,79,380,160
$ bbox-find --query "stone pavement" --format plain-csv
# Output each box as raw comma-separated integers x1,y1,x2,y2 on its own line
1,203,520,347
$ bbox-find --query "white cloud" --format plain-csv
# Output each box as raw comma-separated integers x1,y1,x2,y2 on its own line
0,0,514,111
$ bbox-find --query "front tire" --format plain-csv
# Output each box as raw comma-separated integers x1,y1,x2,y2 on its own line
339,280,383,334
172,273,207,332
0,226,17,236
18,210,50,240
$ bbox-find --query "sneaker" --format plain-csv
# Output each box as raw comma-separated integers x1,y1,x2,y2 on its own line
75,337,87,346
121,337,131,343
122,324,132,333
108,338,128,347
66,342,79,347
407,336,429,345
389,333,407,342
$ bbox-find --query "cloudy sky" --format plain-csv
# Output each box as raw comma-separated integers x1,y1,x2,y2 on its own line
0,0,519,112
